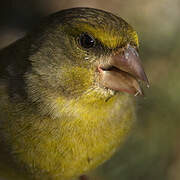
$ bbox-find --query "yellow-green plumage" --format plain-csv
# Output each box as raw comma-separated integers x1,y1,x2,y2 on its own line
0,87,135,179
0,7,140,180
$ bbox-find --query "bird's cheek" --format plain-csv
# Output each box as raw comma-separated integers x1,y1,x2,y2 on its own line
59,66,94,95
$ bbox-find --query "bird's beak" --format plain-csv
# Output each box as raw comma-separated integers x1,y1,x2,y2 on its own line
98,44,149,96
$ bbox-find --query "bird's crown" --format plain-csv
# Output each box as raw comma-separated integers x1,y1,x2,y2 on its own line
50,7,139,49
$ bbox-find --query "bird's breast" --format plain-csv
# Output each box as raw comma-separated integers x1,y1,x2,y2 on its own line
0,89,135,179
45,93,136,178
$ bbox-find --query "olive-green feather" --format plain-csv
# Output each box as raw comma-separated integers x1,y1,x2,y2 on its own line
0,7,137,180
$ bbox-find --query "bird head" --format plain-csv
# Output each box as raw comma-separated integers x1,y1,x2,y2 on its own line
26,8,149,111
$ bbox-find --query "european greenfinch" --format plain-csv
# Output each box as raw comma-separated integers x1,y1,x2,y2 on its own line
0,7,149,180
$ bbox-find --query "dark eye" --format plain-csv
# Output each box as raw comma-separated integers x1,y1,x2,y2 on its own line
78,33,95,49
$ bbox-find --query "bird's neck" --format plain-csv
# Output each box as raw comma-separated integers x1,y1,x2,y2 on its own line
53,91,132,123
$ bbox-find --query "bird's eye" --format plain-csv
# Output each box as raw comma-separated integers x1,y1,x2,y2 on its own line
78,33,95,49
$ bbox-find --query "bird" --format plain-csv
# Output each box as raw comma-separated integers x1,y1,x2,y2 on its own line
0,7,149,180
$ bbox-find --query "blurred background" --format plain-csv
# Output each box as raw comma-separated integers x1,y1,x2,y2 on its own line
0,0,180,179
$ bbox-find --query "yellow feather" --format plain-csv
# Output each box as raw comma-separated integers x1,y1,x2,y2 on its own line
0,85,135,179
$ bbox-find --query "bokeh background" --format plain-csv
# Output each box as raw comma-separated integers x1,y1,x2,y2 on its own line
0,0,180,180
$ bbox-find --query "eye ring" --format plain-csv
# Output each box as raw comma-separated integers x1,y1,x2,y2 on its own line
78,33,95,49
